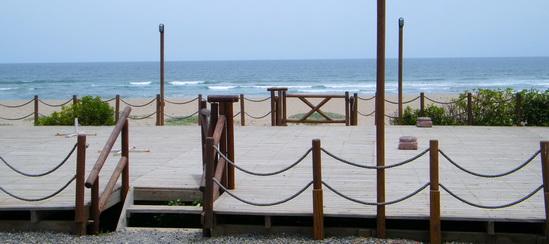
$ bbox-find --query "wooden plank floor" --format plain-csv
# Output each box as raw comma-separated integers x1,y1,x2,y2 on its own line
1,125,548,223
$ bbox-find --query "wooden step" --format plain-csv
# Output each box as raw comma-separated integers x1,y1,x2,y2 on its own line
126,204,202,216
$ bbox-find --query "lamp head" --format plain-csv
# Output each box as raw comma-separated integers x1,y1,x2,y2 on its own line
159,24,165,33
399,18,404,27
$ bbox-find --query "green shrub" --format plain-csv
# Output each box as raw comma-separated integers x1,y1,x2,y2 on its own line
519,89,549,126
38,96,115,126
399,105,460,125
455,88,516,126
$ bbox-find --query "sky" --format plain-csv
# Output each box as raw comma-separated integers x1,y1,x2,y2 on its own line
0,0,548,63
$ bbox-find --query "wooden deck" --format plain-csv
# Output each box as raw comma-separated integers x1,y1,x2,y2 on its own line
1,125,548,223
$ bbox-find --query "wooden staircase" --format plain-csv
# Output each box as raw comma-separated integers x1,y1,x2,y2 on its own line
116,187,202,230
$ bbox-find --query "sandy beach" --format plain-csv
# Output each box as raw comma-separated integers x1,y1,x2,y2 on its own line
0,93,460,127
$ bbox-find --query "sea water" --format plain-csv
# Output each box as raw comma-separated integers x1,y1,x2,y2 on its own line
0,57,548,99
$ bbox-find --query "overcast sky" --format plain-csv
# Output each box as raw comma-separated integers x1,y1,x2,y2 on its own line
0,0,548,63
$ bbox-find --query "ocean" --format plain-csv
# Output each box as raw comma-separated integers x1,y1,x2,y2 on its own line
0,57,548,99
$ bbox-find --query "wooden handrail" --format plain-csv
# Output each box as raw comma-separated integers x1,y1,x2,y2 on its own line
85,107,131,188
98,156,128,212
212,115,226,145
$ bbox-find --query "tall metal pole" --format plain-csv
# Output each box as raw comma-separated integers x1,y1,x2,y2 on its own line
375,0,386,238
159,24,165,125
398,18,404,124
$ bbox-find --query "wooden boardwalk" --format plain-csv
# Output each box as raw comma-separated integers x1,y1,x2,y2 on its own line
0,125,548,223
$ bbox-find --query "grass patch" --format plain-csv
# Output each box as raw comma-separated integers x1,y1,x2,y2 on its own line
289,111,345,121
165,115,198,126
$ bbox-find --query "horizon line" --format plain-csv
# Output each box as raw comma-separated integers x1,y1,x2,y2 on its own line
1,55,548,65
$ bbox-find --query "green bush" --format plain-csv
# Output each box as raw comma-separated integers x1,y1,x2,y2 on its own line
399,105,460,125
519,89,549,126
455,88,516,126
38,96,115,126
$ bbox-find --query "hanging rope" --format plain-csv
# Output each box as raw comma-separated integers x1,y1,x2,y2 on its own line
357,95,376,101
244,97,270,103
164,96,199,105
0,176,76,202
245,111,272,120
0,112,35,121
164,111,199,120
323,181,430,206
358,110,375,117
439,183,543,209
120,97,156,107
101,97,116,103
233,112,241,118
38,99,72,107
384,99,399,105
213,178,313,206
0,143,77,177
439,149,540,178
321,148,429,169
0,98,34,108
214,146,312,176
424,96,463,105
129,111,157,120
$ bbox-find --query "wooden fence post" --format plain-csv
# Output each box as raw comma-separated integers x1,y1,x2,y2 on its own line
73,95,78,106
345,92,350,126
269,89,276,126
430,140,441,244
91,179,100,234
312,139,324,240
74,135,87,235
240,94,245,126
115,95,120,124
277,90,283,126
540,141,549,238
121,119,130,199
198,94,203,126
34,95,39,126
203,137,215,237
467,93,473,125
420,92,425,116
282,90,287,126
515,92,522,125
353,93,358,126
156,94,161,126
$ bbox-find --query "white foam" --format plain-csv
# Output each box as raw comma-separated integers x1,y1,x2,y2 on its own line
0,87,14,91
130,81,152,86
208,85,237,90
170,80,205,86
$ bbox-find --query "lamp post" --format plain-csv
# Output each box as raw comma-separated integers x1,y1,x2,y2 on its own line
398,18,404,124
159,24,165,125
375,0,387,238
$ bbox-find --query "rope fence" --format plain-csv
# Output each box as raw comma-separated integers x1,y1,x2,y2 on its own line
164,96,199,105
38,98,72,107
244,111,271,120
0,112,35,121
120,97,156,107
323,181,430,206
129,111,157,120
0,143,77,177
164,110,199,120
243,97,270,103
0,176,76,202
439,183,544,209
322,148,429,169
0,98,34,108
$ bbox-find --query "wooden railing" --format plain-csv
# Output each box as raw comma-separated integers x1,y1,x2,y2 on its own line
266,87,357,126
201,95,238,237
84,106,131,234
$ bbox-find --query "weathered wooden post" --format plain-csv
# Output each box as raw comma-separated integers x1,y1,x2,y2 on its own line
198,94,203,126
74,135,86,235
420,92,425,116
159,24,166,126
398,18,404,125
515,92,523,125
33,95,39,126
345,91,350,126
240,94,245,126
540,141,549,238
375,0,387,237
73,95,78,106
282,89,288,126
430,140,441,244
353,93,358,125
208,95,239,189
312,139,324,240
467,92,473,125
268,88,276,126
115,95,120,124
156,94,161,126
203,137,215,237
91,178,100,234
121,119,130,199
